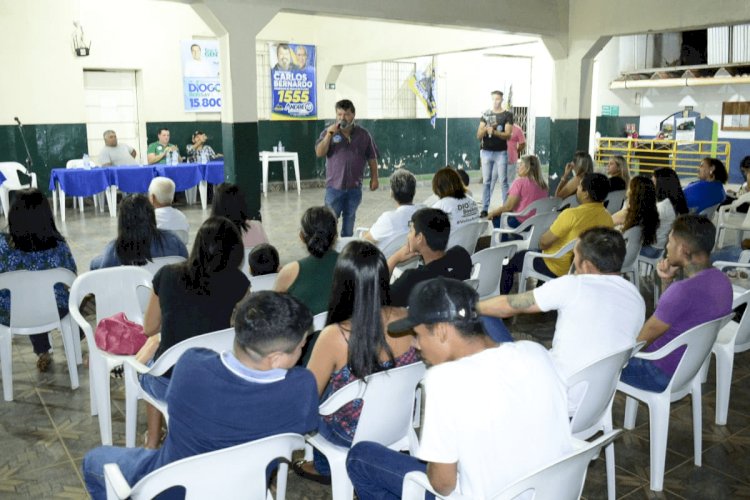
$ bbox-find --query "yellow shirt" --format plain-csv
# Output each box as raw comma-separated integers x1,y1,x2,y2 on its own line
543,203,614,276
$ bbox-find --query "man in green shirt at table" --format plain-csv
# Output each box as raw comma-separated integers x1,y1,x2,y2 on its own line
147,127,180,165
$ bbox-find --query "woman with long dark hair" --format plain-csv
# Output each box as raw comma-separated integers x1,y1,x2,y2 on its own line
211,183,268,248
0,188,77,371
139,216,250,448
293,240,417,483
683,157,728,213
650,167,689,257
555,150,595,199
613,176,659,252
89,194,187,269
275,206,339,315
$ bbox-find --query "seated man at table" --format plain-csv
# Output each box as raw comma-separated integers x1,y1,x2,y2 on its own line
98,130,137,166
148,177,190,244
346,277,574,499
147,127,180,165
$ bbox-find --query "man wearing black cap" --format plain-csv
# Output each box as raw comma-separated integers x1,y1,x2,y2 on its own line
186,130,222,163
346,277,573,499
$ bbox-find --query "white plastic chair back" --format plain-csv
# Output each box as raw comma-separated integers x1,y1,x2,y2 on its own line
378,232,408,259
471,245,517,299
0,161,37,218
568,346,633,436
401,431,621,500
250,273,278,292
313,312,328,332
240,247,254,280
559,193,579,210
69,266,154,444
665,316,728,394
492,211,558,252
124,328,234,447
699,203,720,222
66,159,85,169
447,220,486,255
499,196,560,229
621,226,642,270
604,189,626,214
732,290,750,349
463,278,480,291
141,256,186,275
518,238,577,293
105,433,305,500
0,268,79,401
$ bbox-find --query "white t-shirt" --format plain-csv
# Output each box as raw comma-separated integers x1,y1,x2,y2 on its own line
155,206,190,242
432,196,479,228
533,274,645,380
98,144,136,166
418,342,573,498
369,204,421,243
653,199,676,250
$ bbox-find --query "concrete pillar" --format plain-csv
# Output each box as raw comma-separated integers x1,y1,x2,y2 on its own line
191,2,278,218
540,35,610,191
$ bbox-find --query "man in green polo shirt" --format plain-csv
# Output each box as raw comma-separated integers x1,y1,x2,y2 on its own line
147,127,180,165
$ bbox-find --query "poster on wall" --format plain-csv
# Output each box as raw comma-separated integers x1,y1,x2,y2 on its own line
408,56,437,128
675,117,696,142
182,40,221,112
269,43,317,120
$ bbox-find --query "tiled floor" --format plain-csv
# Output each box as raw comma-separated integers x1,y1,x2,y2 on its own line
1,182,749,499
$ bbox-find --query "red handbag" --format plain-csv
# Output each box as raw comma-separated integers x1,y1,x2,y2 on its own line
94,312,148,355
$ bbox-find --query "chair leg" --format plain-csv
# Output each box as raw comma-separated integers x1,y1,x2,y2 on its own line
92,357,113,445
714,346,734,426
691,381,703,466
623,396,638,430
602,413,616,500
328,452,354,500
647,399,670,492
0,329,13,401
59,318,79,389
124,365,140,448
276,462,289,500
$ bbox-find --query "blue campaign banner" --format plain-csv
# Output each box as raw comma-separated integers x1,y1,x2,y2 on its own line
270,43,317,120
182,40,222,112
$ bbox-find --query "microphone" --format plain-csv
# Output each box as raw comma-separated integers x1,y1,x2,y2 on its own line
338,120,349,130
14,116,21,127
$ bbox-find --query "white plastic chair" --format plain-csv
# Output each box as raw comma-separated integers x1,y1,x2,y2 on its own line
698,203,720,223
0,162,37,218
558,193,579,210
250,273,279,292
313,311,328,332
620,226,643,288
470,245,517,299
400,430,622,500
378,232,409,259
0,268,79,401
240,247,254,281
69,266,154,445
123,327,235,447
491,211,558,253
141,256,186,276
65,159,106,213
518,239,577,293
567,346,635,500
705,289,750,425
498,196,560,229
603,189,626,215
307,361,426,500
105,432,305,500
617,314,732,491
447,220,486,255
636,248,664,305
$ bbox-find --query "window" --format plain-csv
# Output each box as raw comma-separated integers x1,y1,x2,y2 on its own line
721,101,750,131
367,61,416,119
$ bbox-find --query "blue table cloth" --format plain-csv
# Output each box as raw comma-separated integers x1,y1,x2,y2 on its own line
201,161,225,184
155,164,203,192
49,168,110,197
107,166,155,194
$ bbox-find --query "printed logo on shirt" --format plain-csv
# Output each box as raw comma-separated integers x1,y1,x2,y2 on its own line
157,145,163,151
332,134,342,144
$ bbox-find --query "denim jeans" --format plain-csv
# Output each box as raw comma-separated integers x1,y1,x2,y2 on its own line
30,333,51,355
480,316,514,343
500,250,557,295
347,441,434,500
620,357,672,393
312,407,354,475
711,245,743,263
83,445,161,500
480,150,509,212
325,186,363,237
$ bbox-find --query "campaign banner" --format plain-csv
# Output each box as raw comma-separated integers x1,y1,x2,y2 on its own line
270,43,317,120
182,40,221,112
408,56,437,128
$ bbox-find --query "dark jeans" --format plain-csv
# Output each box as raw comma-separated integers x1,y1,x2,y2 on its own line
325,187,363,237
312,404,354,476
500,250,557,295
347,441,434,500
620,357,672,393
30,333,51,355
480,316,513,343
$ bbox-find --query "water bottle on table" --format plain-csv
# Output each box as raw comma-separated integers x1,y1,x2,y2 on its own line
82,153,91,169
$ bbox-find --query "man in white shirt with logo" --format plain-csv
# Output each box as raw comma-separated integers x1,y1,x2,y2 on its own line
347,277,574,499
363,169,421,248
479,226,645,382
97,130,137,166
148,177,189,244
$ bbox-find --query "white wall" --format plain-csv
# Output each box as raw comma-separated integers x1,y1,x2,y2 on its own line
0,0,216,127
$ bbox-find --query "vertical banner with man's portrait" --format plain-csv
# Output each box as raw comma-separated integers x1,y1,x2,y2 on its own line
270,43,317,120
182,40,221,112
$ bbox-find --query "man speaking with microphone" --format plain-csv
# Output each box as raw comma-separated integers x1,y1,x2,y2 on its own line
315,99,379,237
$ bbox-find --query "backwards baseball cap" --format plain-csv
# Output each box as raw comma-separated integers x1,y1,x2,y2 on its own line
192,130,206,139
388,277,480,333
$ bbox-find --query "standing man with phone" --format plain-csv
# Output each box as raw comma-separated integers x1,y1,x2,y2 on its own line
477,91,514,217
315,99,379,237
